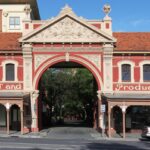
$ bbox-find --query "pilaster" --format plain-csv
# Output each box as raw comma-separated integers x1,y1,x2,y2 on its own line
23,44,33,91
30,90,39,130
103,44,113,93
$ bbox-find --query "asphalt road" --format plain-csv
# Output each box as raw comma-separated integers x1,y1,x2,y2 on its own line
0,137,149,150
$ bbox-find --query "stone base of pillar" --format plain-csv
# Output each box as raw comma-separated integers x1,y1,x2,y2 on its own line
93,124,97,129
96,127,103,132
23,127,31,133
93,117,98,129
106,128,116,136
23,127,39,133
31,127,39,132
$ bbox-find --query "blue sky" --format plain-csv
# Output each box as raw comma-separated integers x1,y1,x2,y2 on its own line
37,0,150,32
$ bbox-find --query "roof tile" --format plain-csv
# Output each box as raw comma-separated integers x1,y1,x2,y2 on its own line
0,32,150,51
0,32,22,51
113,32,150,51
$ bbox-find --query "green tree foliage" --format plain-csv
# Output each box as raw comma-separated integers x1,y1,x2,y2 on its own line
40,67,97,125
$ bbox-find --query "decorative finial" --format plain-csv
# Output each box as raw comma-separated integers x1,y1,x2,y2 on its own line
3,11,8,17
59,4,76,16
64,4,70,9
24,4,32,15
103,4,111,16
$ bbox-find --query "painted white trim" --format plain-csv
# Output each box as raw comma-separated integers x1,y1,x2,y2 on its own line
2,60,18,82
117,60,135,83
139,60,150,83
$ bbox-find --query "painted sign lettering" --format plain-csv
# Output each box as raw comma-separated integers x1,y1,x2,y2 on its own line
0,83,23,90
114,84,150,91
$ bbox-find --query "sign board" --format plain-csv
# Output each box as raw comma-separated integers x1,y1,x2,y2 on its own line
0,83,23,90
114,83,150,91
101,104,106,113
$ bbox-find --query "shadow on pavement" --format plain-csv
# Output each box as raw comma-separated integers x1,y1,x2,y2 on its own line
51,120,92,128
13,139,150,150
80,141,149,150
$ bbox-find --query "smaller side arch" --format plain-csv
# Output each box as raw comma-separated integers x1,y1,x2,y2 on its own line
0,104,7,127
139,60,150,83
10,104,21,131
1,60,18,82
117,60,135,83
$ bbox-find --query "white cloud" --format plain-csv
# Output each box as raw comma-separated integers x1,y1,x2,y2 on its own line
114,29,125,32
131,19,150,27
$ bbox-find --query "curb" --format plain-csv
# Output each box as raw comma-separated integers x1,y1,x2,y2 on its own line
0,133,141,141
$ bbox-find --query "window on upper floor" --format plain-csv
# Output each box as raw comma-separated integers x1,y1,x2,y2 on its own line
121,64,131,82
6,64,15,81
143,64,150,81
9,17,20,30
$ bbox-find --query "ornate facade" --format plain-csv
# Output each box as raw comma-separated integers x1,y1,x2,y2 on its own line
0,0,150,138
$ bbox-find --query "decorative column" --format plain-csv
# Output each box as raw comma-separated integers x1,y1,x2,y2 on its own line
108,103,112,138
5,103,11,135
103,44,113,93
97,90,102,129
121,105,127,138
21,109,24,134
30,90,39,132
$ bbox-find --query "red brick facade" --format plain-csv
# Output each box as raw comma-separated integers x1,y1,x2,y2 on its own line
0,2,150,138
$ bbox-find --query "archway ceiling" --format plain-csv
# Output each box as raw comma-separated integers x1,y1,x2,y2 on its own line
20,10,116,43
52,62,83,68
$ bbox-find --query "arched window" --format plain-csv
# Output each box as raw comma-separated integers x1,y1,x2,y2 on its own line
143,64,150,81
6,64,15,81
121,64,131,82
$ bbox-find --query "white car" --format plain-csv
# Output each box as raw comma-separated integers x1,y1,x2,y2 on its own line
142,124,150,138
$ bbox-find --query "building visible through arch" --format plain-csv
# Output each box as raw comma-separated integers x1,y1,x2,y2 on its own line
0,0,150,138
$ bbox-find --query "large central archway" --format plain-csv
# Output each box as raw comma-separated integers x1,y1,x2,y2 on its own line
33,54,103,131
33,55,103,91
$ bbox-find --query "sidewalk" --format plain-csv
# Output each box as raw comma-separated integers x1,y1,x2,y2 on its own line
0,129,143,141
0,130,46,138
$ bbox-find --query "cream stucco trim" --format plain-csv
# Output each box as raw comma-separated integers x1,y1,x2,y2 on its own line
117,60,135,83
2,60,18,82
139,60,150,83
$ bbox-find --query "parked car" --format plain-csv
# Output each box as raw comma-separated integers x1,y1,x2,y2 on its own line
141,122,150,138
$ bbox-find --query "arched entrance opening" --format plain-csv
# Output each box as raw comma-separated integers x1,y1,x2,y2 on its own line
36,60,101,131
10,104,21,132
126,106,150,133
0,104,6,131
112,106,122,136
109,105,150,138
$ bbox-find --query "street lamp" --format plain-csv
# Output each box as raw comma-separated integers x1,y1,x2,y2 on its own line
5,102,10,110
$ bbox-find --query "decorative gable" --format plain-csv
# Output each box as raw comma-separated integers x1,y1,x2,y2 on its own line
20,5,116,43
27,17,110,43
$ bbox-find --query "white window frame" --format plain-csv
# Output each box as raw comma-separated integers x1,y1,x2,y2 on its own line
9,16,20,30
118,61,135,83
2,60,18,82
139,60,150,83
